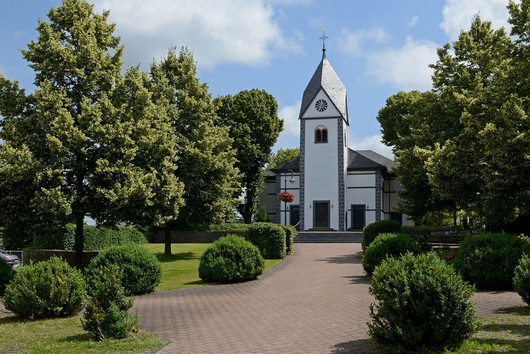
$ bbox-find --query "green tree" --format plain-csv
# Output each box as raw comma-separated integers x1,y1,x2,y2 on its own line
149,48,241,252
0,0,183,265
214,89,283,223
267,147,300,170
378,3,530,229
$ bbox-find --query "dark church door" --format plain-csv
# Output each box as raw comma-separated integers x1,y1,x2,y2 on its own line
351,204,366,230
314,202,330,228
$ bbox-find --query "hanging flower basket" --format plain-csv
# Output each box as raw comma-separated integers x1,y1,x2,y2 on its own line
277,191,295,203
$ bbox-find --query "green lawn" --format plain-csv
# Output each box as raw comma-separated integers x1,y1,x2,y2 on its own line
449,306,530,353
144,243,282,292
0,314,165,353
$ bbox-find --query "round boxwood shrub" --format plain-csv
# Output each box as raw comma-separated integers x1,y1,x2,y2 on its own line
362,219,401,250
514,254,530,306
3,256,86,319
83,264,138,340
369,252,477,351
453,233,530,290
0,259,15,296
247,222,286,259
86,244,161,295
199,235,264,283
362,233,421,276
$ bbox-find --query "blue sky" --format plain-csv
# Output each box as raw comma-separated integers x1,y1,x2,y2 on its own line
0,0,516,158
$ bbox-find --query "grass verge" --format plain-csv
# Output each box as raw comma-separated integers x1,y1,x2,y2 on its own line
449,306,530,353
143,243,282,292
0,313,165,353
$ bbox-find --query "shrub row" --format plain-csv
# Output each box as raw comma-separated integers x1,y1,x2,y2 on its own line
3,224,147,251
247,222,286,259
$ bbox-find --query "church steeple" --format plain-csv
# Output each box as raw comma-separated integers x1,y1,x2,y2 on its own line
298,43,349,125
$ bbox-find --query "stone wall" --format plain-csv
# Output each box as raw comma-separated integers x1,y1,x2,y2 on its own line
23,249,100,269
152,230,248,243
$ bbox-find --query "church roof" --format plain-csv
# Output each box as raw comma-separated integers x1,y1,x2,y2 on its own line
299,55,349,124
271,149,396,174
347,149,397,171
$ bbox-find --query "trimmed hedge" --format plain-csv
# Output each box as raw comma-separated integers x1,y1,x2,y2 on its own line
362,219,401,251
3,256,86,319
513,255,530,306
362,233,421,276
453,233,530,290
198,235,264,283
83,264,138,340
82,226,147,250
281,224,296,255
86,245,161,295
247,223,286,259
0,259,15,296
369,252,477,351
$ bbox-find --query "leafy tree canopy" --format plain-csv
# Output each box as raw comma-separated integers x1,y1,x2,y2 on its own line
0,0,183,263
214,89,283,223
377,0,530,230
267,147,300,170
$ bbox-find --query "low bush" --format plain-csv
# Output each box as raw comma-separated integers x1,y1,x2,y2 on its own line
3,256,86,319
86,245,161,295
362,233,421,276
281,224,296,255
83,264,139,340
362,219,401,250
0,259,15,296
369,252,477,351
514,255,530,306
199,235,264,283
247,223,286,259
453,233,530,290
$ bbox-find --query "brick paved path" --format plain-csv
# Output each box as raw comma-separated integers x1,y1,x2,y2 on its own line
133,243,526,353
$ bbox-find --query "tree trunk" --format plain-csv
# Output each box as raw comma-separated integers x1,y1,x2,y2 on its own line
164,225,172,256
74,213,84,269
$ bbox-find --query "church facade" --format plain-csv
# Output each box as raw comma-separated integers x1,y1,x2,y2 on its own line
261,49,413,231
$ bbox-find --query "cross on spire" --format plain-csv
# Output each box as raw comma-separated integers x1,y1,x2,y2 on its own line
319,27,328,58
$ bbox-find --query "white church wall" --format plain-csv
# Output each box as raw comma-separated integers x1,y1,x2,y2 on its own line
347,173,375,187
303,118,340,230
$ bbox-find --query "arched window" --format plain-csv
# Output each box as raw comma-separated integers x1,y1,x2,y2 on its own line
314,126,328,143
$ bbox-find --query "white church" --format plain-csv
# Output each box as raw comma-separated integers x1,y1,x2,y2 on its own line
261,45,413,231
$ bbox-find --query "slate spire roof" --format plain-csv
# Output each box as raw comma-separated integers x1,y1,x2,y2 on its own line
299,54,349,125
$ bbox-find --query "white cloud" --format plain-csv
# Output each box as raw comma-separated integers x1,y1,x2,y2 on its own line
441,0,512,41
349,134,394,159
337,27,388,58
279,100,301,136
274,101,301,150
408,16,419,28
366,36,438,91
93,0,298,68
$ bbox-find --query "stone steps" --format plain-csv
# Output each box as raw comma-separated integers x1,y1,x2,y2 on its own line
294,231,363,243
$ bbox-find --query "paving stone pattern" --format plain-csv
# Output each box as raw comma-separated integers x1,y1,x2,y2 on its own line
134,243,376,353
133,243,526,353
